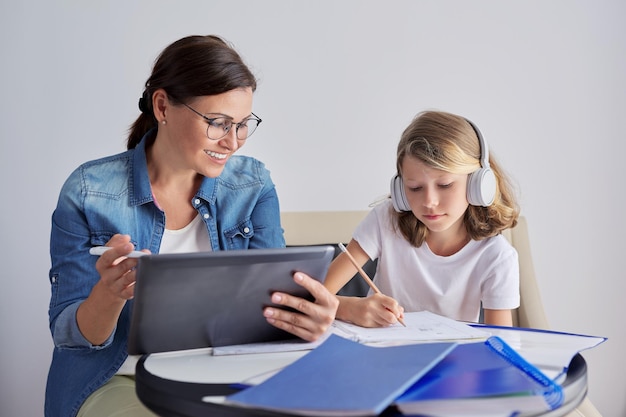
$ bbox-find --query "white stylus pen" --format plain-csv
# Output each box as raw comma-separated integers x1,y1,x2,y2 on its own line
89,246,148,258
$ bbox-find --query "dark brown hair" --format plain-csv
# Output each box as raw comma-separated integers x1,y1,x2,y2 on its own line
127,35,257,149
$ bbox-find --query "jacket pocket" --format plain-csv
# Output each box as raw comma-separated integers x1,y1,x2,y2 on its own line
223,219,254,249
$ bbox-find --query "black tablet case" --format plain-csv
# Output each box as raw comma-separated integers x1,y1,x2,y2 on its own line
128,246,335,354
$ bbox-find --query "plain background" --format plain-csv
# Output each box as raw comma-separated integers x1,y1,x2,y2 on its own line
1,1,624,416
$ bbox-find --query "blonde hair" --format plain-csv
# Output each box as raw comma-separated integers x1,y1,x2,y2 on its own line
394,110,519,247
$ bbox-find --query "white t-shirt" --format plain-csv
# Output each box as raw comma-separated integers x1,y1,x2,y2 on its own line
353,200,520,323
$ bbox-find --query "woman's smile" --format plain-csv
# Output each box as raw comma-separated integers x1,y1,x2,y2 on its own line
205,149,228,160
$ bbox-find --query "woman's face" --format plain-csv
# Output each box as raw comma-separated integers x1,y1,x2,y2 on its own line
400,155,470,236
160,87,254,178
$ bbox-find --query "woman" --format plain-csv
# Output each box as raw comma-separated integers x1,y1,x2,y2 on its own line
45,35,338,417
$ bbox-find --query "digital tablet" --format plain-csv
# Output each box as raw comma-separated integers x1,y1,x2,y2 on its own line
128,245,335,354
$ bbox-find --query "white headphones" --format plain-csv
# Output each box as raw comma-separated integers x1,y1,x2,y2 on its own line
390,118,496,212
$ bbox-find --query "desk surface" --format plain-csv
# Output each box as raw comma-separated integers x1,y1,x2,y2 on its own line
135,335,589,417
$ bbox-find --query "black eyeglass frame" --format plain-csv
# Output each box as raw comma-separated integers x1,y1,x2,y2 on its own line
183,103,262,140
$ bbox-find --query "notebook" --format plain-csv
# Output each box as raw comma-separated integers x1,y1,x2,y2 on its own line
394,336,564,415
128,246,335,354
224,334,457,416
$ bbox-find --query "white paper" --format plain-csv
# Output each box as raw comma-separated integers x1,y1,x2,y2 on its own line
331,311,491,344
475,325,606,380
212,333,330,356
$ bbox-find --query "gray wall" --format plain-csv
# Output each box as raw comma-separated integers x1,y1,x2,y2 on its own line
1,1,624,416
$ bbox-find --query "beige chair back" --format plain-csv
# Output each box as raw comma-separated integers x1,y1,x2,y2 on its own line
501,217,549,329
281,210,369,246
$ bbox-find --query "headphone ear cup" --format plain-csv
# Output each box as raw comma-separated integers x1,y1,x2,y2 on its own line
390,175,411,212
467,167,496,207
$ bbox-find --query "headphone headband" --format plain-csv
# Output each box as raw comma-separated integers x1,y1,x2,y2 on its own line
465,118,490,171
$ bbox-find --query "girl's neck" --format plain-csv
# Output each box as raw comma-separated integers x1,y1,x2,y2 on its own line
426,222,471,257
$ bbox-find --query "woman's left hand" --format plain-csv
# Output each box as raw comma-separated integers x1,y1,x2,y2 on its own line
263,272,339,342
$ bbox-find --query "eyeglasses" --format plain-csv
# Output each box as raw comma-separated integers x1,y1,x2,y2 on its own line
183,103,262,140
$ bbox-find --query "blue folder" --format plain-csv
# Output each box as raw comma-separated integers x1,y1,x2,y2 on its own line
225,334,456,416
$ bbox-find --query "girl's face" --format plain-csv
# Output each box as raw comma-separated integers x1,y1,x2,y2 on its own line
160,87,254,178
400,155,470,236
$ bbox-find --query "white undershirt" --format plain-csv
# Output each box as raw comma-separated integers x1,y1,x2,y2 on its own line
158,213,212,254
116,213,211,375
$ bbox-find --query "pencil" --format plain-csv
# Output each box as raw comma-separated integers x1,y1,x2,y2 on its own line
338,243,406,327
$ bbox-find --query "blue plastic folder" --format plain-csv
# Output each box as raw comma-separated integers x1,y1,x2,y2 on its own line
394,336,564,415
225,334,456,416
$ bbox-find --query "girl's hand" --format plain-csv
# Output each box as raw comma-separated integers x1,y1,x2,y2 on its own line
336,293,405,328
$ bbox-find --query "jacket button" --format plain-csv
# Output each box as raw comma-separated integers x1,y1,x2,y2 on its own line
243,227,250,233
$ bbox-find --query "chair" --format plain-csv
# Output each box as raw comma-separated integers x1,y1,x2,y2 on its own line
281,210,369,247
281,210,372,296
501,216,550,329
280,210,602,417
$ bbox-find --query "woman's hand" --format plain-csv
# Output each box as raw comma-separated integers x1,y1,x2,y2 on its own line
336,293,404,328
77,234,150,345
263,272,339,342
92,234,149,301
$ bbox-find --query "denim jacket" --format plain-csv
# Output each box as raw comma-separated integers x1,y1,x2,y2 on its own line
45,132,285,417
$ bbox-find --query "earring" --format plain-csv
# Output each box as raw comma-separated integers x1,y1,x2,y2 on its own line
161,120,167,125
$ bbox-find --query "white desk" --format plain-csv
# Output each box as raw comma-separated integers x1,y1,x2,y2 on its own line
135,326,591,417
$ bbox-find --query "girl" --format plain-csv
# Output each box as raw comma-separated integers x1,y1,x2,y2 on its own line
324,110,520,328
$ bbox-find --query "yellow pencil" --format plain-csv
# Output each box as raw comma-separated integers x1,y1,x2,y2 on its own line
338,243,406,327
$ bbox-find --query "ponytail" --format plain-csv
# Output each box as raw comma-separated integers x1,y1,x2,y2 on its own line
127,90,157,149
